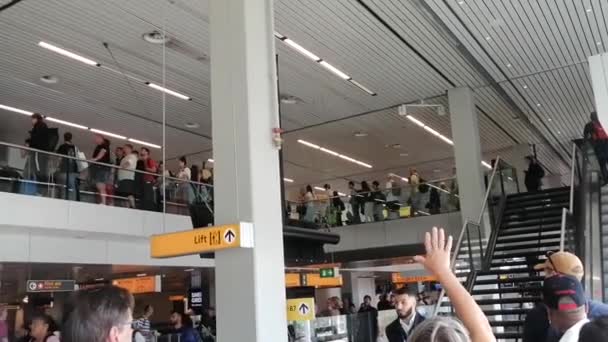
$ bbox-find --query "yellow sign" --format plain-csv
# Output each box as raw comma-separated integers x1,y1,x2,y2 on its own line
113,276,161,294
150,223,254,258
285,273,301,288
305,273,343,288
286,297,315,321
392,273,437,284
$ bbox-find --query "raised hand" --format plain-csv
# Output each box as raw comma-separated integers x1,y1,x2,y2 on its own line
413,226,453,276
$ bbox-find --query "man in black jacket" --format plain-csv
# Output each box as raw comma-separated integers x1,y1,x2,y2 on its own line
385,286,425,342
28,113,50,182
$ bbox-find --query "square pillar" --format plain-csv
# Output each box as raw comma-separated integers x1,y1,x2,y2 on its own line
589,53,608,127
448,88,487,232
209,0,287,341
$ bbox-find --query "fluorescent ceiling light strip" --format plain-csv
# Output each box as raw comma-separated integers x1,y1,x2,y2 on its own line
90,128,126,140
406,115,425,127
283,39,321,61
348,79,376,96
0,104,33,116
314,186,325,191
274,32,285,39
147,83,191,100
481,161,493,169
38,41,100,66
438,135,454,145
207,159,214,163
389,173,409,183
298,139,372,168
46,117,88,130
423,126,440,136
338,192,346,196
297,139,320,149
127,138,161,149
283,178,294,183
319,61,351,80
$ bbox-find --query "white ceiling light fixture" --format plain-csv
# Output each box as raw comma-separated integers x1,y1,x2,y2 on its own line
353,131,368,137
0,104,34,116
136,273,147,277
39,41,100,67
90,128,126,140
283,178,294,183
481,161,492,169
587,8,592,13
297,139,372,169
314,186,325,191
389,172,409,183
406,115,454,145
338,192,346,196
283,39,321,61
146,82,192,100
128,138,161,149
275,32,376,96
46,117,88,130
319,61,350,80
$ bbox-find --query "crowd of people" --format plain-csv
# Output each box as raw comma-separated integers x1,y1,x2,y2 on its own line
293,169,460,228
17,113,214,210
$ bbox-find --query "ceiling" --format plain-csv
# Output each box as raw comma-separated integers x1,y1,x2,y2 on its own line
0,0,601,195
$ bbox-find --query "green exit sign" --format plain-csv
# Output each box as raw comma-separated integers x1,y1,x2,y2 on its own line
320,268,336,278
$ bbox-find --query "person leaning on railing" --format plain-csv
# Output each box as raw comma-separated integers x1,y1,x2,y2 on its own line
409,227,496,342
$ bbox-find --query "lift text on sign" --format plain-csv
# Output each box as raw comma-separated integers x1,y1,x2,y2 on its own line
150,222,254,258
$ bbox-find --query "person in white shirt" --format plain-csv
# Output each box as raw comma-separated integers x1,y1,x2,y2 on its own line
176,156,192,203
117,144,138,208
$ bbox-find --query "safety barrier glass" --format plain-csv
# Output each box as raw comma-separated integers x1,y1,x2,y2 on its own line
285,177,460,229
0,141,213,215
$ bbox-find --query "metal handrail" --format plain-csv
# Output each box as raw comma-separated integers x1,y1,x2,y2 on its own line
0,140,214,188
432,156,502,316
569,143,577,213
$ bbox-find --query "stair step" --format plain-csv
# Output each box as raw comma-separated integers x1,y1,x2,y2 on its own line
504,203,568,215
494,241,560,252
476,268,541,276
475,275,544,285
502,218,562,230
489,259,545,269
482,308,530,316
468,297,541,306
492,250,552,260
489,320,524,328
502,208,565,221
498,225,562,237
472,286,542,295
507,188,569,200
496,233,562,244
494,332,524,339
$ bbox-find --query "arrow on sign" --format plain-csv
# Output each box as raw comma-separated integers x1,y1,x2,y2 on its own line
224,229,236,244
298,303,309,315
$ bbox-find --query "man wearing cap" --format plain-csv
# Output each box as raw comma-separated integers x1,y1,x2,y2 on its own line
523,251,608,342
543,274,588,341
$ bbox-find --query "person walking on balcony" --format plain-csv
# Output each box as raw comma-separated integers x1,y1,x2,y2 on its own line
385,176,401,220
584,111,608,182
331,191,345,226
56,132,79,200
371,180,386,221
28,113,51,183
361,181,375,222
90,133,111,205
524,155,544,192
409,168,421,216
348,181,362,224
117,144,137,208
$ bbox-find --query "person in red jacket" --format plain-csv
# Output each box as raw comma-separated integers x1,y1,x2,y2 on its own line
584,111,608,182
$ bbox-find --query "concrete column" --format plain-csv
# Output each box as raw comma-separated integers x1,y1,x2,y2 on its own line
589,53,608,128
449,88,488,233
209,0,287,341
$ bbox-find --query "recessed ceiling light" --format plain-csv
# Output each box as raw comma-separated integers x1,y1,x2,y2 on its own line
523,85,528,89
458,1,465,4
557,131,561,135
587,8,592,13
184,268,194,272
433,169,441,173
136,273,147,277
185,122,200,129
279,94,302,105
506,64,512,68
142,30,171,45
537,103,541,107
146,82,191,100
548,118,552,122
399,152,409,157
297,139,372,168
39,41,100,67
597,42,602,46
283,178,294,183
485,36,492,41
207,158,214,163
388,143,402,149
40,75,59,84
354,131,368,137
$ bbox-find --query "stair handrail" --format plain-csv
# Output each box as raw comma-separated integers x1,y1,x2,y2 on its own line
432,156,502,316
561,142,580,251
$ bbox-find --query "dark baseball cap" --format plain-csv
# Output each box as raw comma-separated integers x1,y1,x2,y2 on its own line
543,274,586,311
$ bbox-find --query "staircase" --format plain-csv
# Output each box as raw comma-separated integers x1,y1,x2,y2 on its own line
471,187,570,341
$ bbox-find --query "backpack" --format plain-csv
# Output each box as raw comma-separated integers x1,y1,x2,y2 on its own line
46,127,59,151
594,122,608,140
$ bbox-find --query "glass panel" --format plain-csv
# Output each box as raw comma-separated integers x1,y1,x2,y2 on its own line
0,142,212,216
285,177,459,228
286,311,380,342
